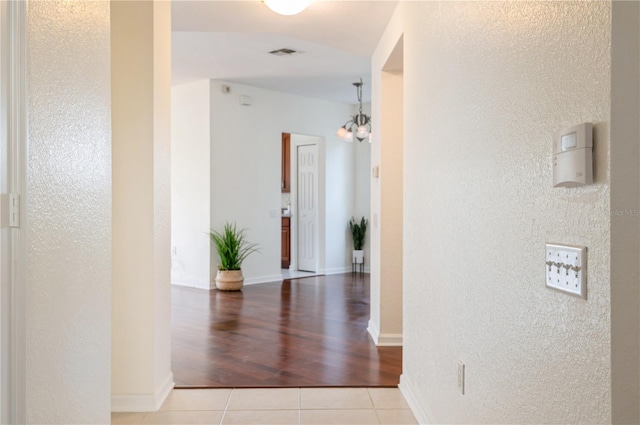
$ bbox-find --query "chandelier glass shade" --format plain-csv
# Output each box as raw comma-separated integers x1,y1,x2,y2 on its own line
337,79,372,143
263,0,311,15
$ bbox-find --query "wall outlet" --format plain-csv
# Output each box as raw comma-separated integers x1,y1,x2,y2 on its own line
457,361,465,395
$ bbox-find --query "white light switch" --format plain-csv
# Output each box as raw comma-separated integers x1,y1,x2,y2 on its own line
545,243,587,299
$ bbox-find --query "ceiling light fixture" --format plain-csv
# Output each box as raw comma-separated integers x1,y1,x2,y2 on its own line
263,0,311,16
336,79,371,143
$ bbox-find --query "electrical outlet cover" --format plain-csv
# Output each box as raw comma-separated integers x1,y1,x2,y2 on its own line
545,243,587,299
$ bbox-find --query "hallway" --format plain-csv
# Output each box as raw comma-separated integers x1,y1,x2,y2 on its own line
171,274,402,387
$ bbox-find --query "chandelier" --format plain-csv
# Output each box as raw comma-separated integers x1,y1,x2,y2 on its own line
336,79,371,143
263,0,311,15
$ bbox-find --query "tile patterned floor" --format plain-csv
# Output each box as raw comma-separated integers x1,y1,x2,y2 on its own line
112,387,417,425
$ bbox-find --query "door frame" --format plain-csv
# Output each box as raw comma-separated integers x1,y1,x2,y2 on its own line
1,1,27,422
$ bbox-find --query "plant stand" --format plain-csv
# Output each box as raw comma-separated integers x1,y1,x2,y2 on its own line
352,250,365,274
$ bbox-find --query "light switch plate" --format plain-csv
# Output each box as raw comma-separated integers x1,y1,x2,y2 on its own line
545,243,587,299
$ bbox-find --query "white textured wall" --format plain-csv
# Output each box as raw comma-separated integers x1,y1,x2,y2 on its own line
112,0,173,411
373,2,616,423
209,81,354,281
26,1,111,423
325,132,355,274
171,80,211,289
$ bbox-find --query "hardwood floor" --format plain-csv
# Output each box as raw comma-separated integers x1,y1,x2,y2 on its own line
171,273,402,388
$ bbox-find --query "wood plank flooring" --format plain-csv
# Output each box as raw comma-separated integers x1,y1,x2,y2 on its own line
171,273,402,388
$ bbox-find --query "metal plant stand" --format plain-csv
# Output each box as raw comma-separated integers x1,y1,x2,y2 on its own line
352,257,365,274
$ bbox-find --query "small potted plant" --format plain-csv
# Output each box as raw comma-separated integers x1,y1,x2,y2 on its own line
209,222,260,291
349,216,367,265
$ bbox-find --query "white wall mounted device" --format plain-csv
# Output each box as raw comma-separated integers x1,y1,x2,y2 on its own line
545,242,587,299
553,123,593,187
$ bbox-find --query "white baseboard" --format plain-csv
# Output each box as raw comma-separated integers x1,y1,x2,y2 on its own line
243,274,284,286
367,320,403,346
367,319,380,344
171,277,213,290
321,267,352,275
111,372,174,412
377,333,403,346
321,266,370,275
399,375,433,425
154,372,175,410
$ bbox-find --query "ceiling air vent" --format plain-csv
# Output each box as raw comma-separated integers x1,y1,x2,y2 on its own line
268,48,299,56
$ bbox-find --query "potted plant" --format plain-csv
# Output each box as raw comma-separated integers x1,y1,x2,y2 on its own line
209,222,260,291
349,216,367,265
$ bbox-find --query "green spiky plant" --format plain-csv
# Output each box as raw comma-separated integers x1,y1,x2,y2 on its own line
209,222,260,271
348,216,368,250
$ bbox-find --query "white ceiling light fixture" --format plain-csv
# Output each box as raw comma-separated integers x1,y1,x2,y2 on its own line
336,79,372,143
263,0,312,16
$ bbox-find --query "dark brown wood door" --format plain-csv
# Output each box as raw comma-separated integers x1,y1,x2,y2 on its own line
281,133,291,193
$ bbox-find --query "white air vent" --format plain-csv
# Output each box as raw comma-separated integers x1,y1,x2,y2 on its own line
268,48,299,56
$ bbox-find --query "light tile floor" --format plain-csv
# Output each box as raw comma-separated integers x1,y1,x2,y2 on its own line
112,387,417,425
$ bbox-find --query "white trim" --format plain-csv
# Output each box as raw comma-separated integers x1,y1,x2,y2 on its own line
376,333,403,346
171,277,213,290
367,319,380,344
399,375,433,425
111,372,175,413
321,266,353,275
243,274,284,286
367,319,403,346
321,267,370,274
172,274,286,289
4,2,27,423
111,394,157,414
0,3,8,422
154,372,174,410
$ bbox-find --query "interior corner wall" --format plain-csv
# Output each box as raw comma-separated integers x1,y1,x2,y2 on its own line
171,80,211,289
375,2,614,423
25,1,111,423
610,2,640,423
208,81,353,280
111,0,173,412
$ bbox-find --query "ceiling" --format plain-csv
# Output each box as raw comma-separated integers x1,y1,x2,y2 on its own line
171,0,399,103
